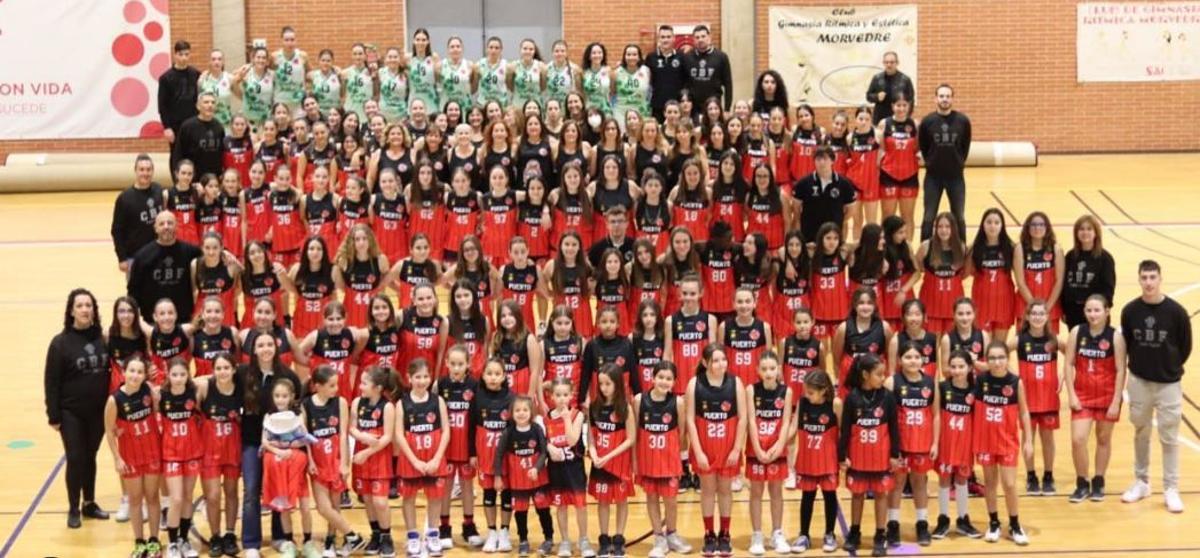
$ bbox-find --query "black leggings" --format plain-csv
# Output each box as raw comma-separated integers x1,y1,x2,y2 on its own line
800,490,839,538
58,408,105,512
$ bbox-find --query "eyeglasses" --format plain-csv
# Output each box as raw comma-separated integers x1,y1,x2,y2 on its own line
1028,222,1047,228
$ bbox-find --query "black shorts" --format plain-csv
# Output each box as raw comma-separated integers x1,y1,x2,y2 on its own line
548,459,588,492
880,170,919,189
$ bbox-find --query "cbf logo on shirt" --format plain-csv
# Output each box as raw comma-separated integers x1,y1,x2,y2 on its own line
690,58,715,81
1133,315,1170,345
152,256,188,285
75,342,107,375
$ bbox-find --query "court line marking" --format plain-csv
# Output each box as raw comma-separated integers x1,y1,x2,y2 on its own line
1069,190,1200,268
1098,190,1200,254
0,455,64,558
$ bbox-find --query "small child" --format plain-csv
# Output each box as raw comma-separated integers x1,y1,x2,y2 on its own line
932,350,981,539
302,365,367,556
745,351,792,556
640,362,693,558
792,370,841,553
589,365,636,558
494,396,552,557
976,342,1032,545
105,357,164,558
544,379,589,557
261,379,319,557
395,359,451,556
437,345,484,548
884,342,941,548
475,358,516,553
351,367,398,556
839,354,899,557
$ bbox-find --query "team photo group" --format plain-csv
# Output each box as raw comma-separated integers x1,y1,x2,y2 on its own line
46,21,1191,558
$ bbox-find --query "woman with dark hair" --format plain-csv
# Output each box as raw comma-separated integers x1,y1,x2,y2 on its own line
581,43,613,116
45,288,113,528
1062,215,1116,331
752,70,790,120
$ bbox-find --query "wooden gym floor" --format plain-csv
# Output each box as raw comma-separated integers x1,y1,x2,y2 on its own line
1,153,1199,557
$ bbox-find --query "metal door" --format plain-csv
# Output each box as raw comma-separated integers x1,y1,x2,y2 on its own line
406,0,562,60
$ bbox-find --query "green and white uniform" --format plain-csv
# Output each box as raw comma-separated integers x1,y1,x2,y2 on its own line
408,55,439,114
582,67,611,115
199,71,234,129
242,68,274,127
439,58,473,111
378,65,409,122
544,61,575,108
475,57,509,108
272,49,306,111
342,65,373,121
613,65,650,122
511,60,543,110
308,69,342,113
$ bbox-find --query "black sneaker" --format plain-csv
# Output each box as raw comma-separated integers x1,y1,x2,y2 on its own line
915,520,931,546
690,473,701,491
885,520,900,547
843,528,861,553
1026,472,1041,496
461,523,482,546
1041,472,1057,496
81,502,110,520
871,532,887,557
208,536,222,558
677,474,691,494
340,490,352,509
612,534,627,557
716,532,732,558
343,532,368,556
701,532,717,558
323,534,336,557
67,510,82,529
379,533,396,558
1090,475,1106,501
222,532,239,557
439,524,452,543
931,514,951,539
597,534,611,558
956,515,982,538
1069,477,1090,503
366,531,381,555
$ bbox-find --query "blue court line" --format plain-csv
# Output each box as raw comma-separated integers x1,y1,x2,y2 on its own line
0,455,64,558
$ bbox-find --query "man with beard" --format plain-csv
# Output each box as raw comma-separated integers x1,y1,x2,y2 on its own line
127,211,203,321
917,83,971,241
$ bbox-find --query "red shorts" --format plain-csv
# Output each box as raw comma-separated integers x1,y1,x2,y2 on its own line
270,249,300,269
163,459,202,478
478,473,499,490
880,174,919,200
1071,406,1120,423
976,317,1013,332
1029,411,1060,430
201,463,240,481
925,317,953,336
588,477,634,503
695,455,740,478
846,470,895,495
799,473,839,492
937,463,972,481
353,477,391,497
399,476,448,499
549,489,587,508
638,476,679,497
976,452,1017,467
122,460,162,480
896,452,933,475
447,461,477,480
746,458,789,482
813,321,837,341
511,489,550,512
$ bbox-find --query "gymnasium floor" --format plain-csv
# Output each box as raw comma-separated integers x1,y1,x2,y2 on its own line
2,153,1200,557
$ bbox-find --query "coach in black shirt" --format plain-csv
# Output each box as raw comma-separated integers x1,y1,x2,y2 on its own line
648,25,686,121
158,41,199,172
173,92,225,177
682,25,732,112
127,211,202,321
793,146,857,242
918,83,971,241
865,51,915,123
588,206,636,268
110,154,163,272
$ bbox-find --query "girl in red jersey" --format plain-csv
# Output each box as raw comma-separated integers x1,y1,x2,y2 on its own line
789,104,824,180
595,249,633,336
145,299,194,386
336,177,370,261
302,366,367,556
360,295,401,373
223,115,254,185
968,209,1017,339
192,232,242,328
334,224,390,328
541,232,594,338
395,360,451,556
669,159,713,243
543,306,585,410
634,172,671,253
160,358,204,557
746,351,793,556
302,166,340,255
242,161,272,247
218,170,244,260
849,224,886,307
686,344,748,558
1010,300,1063,496
384,233,441,308
932,350,982,540
105,357,164,558
166,160,200,246
838,354,900,557
289,237,335,339
255,119,287,184
197,174,223,238
665,273,718,399
884,342,941,548
299,121,340,194
473,358,516,552
260,379,317,556
940,298,991,376
881,216,916,331
518,176,552,262
832,288,891,398
191,297,237,377
407,162,448,262
824,111,851,176
915,212,966,335
1014,211,1065,334
771,232,812,339
767,107,792,185
493,299,545,401
1065,295,1126,502
637,362,694,558
481,165,522,267
197,354,243,556
792,370,842,553
447,280,491,377
740,113,776,183
443,172,482,261
492,396,553,556
239,297,305,367
711,151,747,243
720,288,773,387
371,168,410,264
779,307,822,488
496,237,542,329
697,221,739,320
887,300,940,378
396,284,449,388
351,367,399,555
239,241,289,329
810,222,850,342
442,236,495,321
628,239,666,311
266,166,306,267
549,162,595,255
588,365,636,558
745,164,792,252
300,302,368,402
845,107,880,238
544,379,590,557
436,346,485,548
108,297,148,401
876,96,919,235
660,227,702,317
974,342,1032,545
632,300,666,393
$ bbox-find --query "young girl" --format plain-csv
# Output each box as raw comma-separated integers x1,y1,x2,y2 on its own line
543,306,585,410
239,297,304,367
669,159,713,243
289,236,335,340
940,298,990,375
146,299,194,386
351,367,398,556
915,212,965,335
359,295,401,372
447,279,491,377
371,168,410,264
492,300,544,401
720,288,773,388
437,346,484,548
746,352,793,556
771,232,811,339
638,362,693,558
792,370,841,554
810,223,850,342
544,380,590,557
395,360,451,557
661,227,701,317
780,307,822,488
443,236,495,320
789,104,823,180
105,357,164,558
261,379,318,557
583,305,638,403
481,165,522,267
686,344,748,558
267,166,306,267
736,233,775,320
396,283,448,388
167,160,200,246
594,249,633,336
191,297,237,377
932,350,981,540
300,301,368,402
839,354,899,557
497,237,542,329
832,288,890,399
303,165,341,253
1010,300,1062,496
444,170,482,259
217,170,244,262
697,221,737,320
242,161,272,248
710,151,745,242
542,232,594,338
887,300,940,378
634,171,671,253
632,301,666,393
664,273,718,397
334,224,390,328
239,241,289,329
493,396,553,557
744,164,791,251
1014,211,1065,333
1065,295,1126,503
589,365,636,558
518,176,552,261
876,97,919,234
845,106,880,236
385,234,441,309
968,209,1016,339
159,358,203,558
848,224,886,306
198,354,242,556
474,358,516,553
591,158,639,242
974,342,1032,545
550,162,595,253
881,216,916,331
191,232,242,329
885,342,941,548
628,239,666,311
407,162,448,262
303,366,367,556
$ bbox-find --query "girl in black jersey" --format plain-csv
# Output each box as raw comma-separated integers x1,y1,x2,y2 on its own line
191,297,238,378
395,360,451,557
939,298,990,376
105,357,164,558
632,300,666,394
196,353,244,556
144,299,195,386
196,174,223,238
588,365,637,558
192,232,243,329
745,352,794,556
302,366,366,556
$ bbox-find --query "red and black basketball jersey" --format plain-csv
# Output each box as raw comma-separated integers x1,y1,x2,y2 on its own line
552,191,594,252
115,384,161,467
896,329,939,377
745,188,785,250
223,135,253,185
194,261,237,327
635,201,671,253
501,263,539,327
352,396,392,479
880,118,918,182
481,190,519,264
268,189,305,253
240,269,284,329
218,193,243,259
398,311,443,383
393,259,437,308
544,335,585,407
694,373,739,463
594,277,633,336
947,328,986,368
107,335,147,393
499,424,549,490
845,131,879,194
920,248,964,320
1074,326,1117,409
342,257,382,327
842,388,897,473
311,327,357,401
790,127,822,179
712,183,745,242
304,395,343,481
150,325,192,384
844,318,886,361
893,372,935,453
741,137,770,181
724,318,769,386
437,375,478,463
590,403,633,480
971,244,1015,328
670,310,711,395
1017,331,1059,414
397,392,448,478
304,192,339,253
810,252,849,322
243,184,272,244
771,262,811,338
371,193,409,263
497,334,533,396
671,191,712,243
544,408,585,465
749,382,788,457
193,326,237,377
556,264,594,338
337,196,369,246
699,243,737,314
167,187,200,245
302,142,337,190
196,196,222,237
973,372,1021,456
636,393,682,478
159,386,203,462
292,271,334,339
443,191,481,254
517,201,548,259
447,317,488,378
632,335,665,394
360,325,400,371
255,141,286,183
938,380,974,468
796,398,838,476
472,384,514,474
409,196,446,260
201,382,242,468
783,335,822,398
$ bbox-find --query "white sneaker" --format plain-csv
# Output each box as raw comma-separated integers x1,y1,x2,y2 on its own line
280,541,298,558
731,476,745,492
821,533,838,552
1009,525,1029,546
497,528,513,552
579,538,596,558
483,530,500,553
558,539,573,557
748,532,765,556
426,531,443,556
1122,480,1152,503
244,550,261,558
784,473,797,490
166,541,182,558
1165,488,1185,513
648,535,669,558
467,530,485,548
984,523,1001,543
771,530,790,554
180,540,199,558
790,534,810,553
405,536,421,557
666,532,692,554
115,496,130,523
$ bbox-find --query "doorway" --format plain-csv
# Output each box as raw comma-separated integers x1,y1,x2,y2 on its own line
406,0,564,60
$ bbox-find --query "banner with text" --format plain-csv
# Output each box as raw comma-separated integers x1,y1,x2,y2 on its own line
1078,2,1200,82
0,0,171,139
768,5,918,107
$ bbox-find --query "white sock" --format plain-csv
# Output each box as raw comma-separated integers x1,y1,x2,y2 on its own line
938,487,951,517
955,481,969,518
887,508,900,522
916,508,928,522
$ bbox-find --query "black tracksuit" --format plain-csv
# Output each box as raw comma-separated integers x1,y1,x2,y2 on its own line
44,325,110,512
